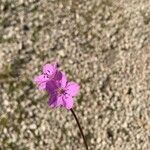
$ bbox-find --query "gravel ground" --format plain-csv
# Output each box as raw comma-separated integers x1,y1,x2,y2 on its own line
0,0,150,150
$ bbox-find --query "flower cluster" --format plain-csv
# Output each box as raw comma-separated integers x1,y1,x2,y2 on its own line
33,62,80,110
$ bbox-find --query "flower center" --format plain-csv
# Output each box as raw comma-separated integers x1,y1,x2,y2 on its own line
56,88,65,95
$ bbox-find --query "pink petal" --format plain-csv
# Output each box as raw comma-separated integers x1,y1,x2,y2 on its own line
33,74,49,90
48,95,57,108
62,96,73,110
42,63,56,75
53,71,62,81
38,82,47,90
48,95,63,108
33,74,48,82
60,73,67,88
66,82,80,96
46,80,57,94
57,96,64,107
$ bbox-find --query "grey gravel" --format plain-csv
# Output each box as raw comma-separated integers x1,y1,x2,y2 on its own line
0,0,150,150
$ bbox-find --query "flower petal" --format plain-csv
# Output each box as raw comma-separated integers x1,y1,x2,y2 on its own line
46,80,57,95
66,82,80,96
57,96,64,107
48,95,57,108
60,72,67,88
33,74,48,82
48,95,63,108
38,82,47,90
53,71,62,81
42,63,56,75
62,95,73,110
33,74,49,90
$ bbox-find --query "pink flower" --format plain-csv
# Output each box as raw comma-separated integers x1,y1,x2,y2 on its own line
33,62,62,90
33,62,80,110
46,73,80,110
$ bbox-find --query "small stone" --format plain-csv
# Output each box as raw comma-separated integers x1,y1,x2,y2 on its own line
58,50,65,57
30,124,36,130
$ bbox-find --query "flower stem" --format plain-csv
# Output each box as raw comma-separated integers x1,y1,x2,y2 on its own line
70,109,89,150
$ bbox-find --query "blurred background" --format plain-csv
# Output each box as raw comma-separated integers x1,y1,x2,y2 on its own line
0,0,150,150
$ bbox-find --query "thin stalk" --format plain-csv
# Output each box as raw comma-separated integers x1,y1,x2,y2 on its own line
70,109,89,150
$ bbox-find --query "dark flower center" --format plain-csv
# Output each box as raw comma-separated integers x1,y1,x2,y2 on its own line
56,88,65,95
